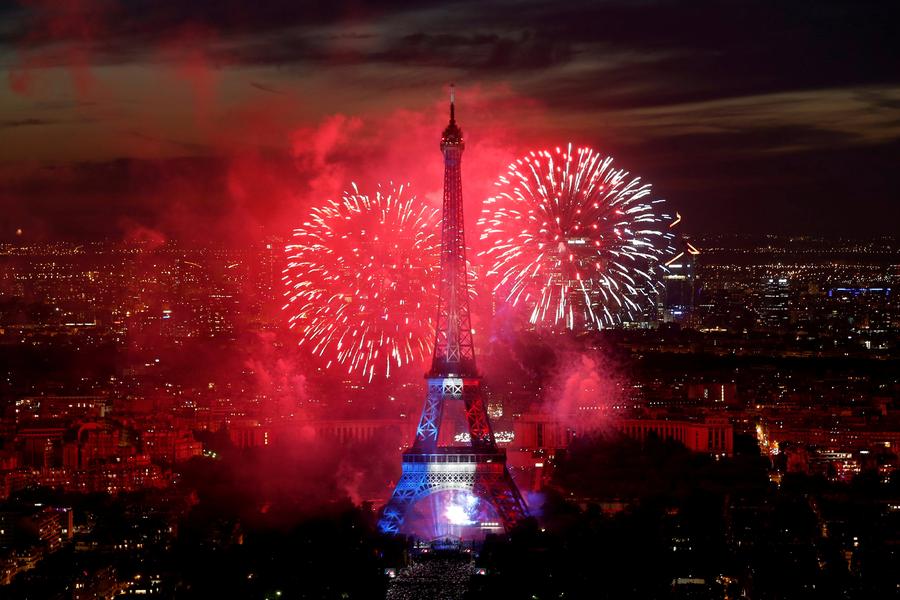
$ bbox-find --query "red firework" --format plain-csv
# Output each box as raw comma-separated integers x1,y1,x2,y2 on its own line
282,183,439,381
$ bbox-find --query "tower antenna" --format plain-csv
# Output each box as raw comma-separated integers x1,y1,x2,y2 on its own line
449,83,456,123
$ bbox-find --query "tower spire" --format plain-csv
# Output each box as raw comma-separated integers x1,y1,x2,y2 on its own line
449,83,455,123
434,84,472,376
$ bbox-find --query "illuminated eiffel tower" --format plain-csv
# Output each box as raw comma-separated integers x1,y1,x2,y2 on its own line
378,87,529,535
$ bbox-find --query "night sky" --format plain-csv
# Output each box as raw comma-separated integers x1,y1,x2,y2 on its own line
0,0,898,242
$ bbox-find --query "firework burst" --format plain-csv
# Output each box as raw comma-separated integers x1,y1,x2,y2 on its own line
478,144,676,330
282,183,439,381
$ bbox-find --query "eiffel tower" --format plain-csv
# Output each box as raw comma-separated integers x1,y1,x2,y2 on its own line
378,87,529,535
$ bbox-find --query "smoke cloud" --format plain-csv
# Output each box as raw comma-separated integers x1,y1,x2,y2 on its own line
545,347,626,432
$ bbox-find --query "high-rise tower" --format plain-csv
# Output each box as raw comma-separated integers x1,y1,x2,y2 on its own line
662,236,701,325
378,88,529,535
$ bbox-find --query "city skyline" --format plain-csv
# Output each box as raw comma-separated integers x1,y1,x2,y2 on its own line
1,2,899,598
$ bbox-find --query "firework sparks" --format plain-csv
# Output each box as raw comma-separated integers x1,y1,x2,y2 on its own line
478,144,676,330
282,182,439,381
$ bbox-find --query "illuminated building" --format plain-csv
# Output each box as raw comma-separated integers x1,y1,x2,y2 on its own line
226,420,270,449
662,237,700,324
758,277,790,329
379,88,529,536
513,412,574,450
686,383,737,406
141,427,203,464
77,422,135,467
292,418,413,445
15,427,65,469
0,505,71,554
513,415,734,457
828,286,894,349
616,418,733,456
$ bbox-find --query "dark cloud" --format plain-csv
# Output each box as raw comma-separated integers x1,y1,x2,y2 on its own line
5,1,896,85
0,0,898,237
625,134,900,235
4,0,897,110
0,115,98,128
0,116,54,127
366,31,574,71
250,81,287,95
4,0,408,46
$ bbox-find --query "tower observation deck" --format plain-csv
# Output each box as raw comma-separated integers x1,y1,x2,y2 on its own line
378,87,529,535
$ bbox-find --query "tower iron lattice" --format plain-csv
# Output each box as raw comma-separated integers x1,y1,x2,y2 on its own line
379,88,529,535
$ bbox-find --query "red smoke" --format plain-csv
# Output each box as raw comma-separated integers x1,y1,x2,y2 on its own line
5,0,545,247
545,349,626,432
295,86,539,211
243,331,309,418
6,1,545,245
2,1,557,407
9,0,111,98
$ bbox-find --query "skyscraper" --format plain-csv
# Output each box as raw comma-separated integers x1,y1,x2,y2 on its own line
662,237,700,324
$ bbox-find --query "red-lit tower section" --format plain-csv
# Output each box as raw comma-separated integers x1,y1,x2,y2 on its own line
432,91,475,376
379,88,529,535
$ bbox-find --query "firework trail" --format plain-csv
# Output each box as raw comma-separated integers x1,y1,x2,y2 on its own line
478,144,676,330
283,183,439,381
